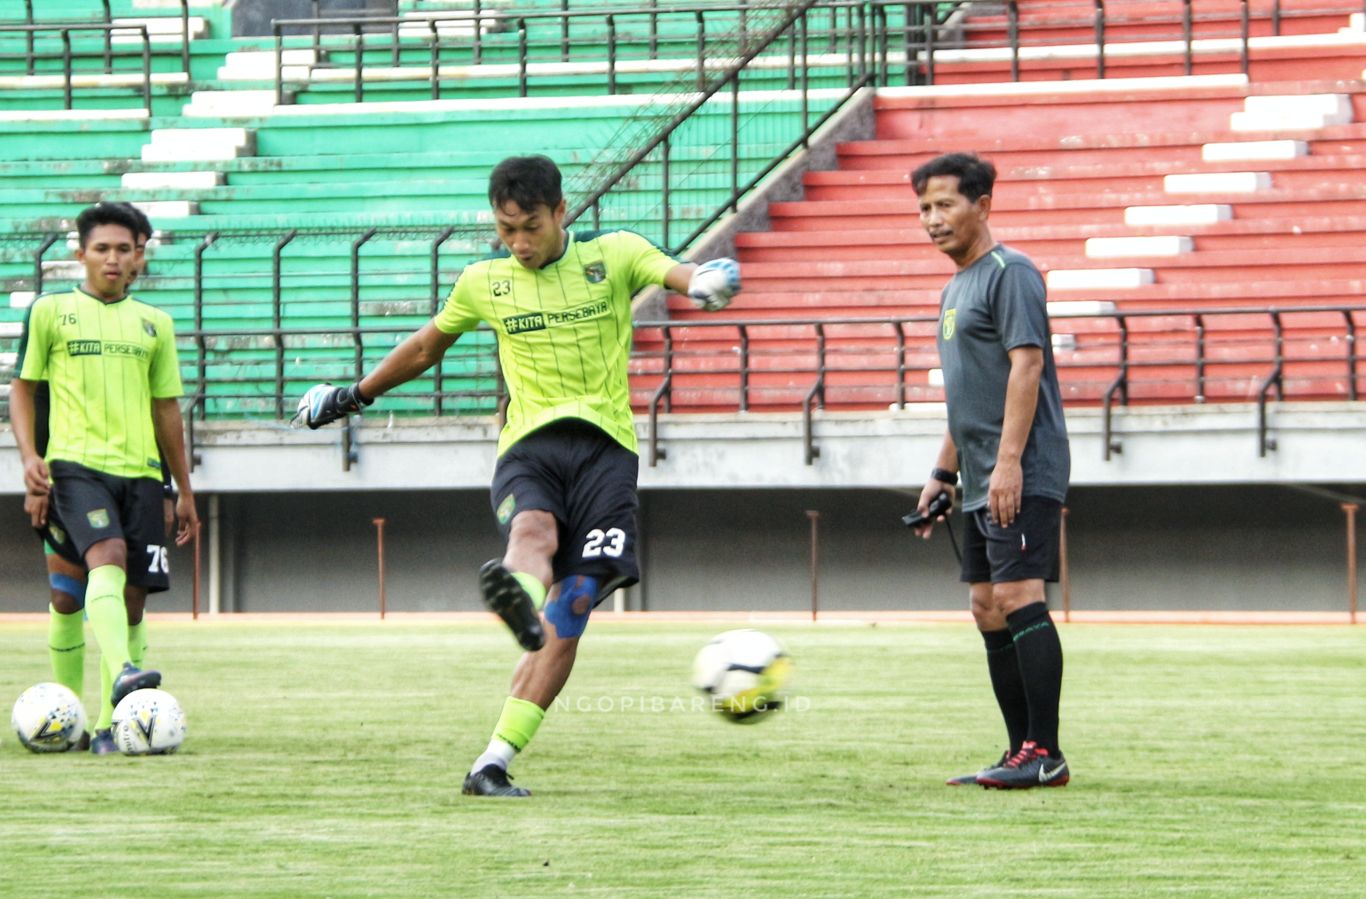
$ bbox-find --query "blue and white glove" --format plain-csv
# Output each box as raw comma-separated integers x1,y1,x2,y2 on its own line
688,257,741,312
291,382,372,430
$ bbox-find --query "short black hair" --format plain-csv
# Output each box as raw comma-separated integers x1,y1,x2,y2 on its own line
118,202,153,243
911,153,996,203
488,155,563,213
75,202,143,248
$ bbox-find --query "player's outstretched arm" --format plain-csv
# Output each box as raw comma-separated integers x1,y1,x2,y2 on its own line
665,258,741,312
292,320,461,429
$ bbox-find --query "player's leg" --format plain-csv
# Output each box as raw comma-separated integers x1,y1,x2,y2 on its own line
45,549,87,698
128,592,149,671
89,585,152,752
975,498,1068,789
465,509,562,798
947,512,1024,785
51,462,130,687
114,475,169,706
465,574,611,798
464,581,573,798
81,536,142,753
44,547,92,752
478,509,554,651
465,424,638,798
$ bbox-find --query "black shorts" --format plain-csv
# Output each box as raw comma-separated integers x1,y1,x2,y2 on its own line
490,418,640,592
45,460,171,593
960,496,1062,585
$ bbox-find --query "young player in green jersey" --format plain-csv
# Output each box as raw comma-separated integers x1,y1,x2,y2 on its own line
295,155,740,797
23,203,178,754
10,203,199,754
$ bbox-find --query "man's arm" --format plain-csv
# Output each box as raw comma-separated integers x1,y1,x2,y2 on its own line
9,378,49,497
358,320,461,400
989,345,1044,527
152,397,199,546
663,263,695,295
913,430,959,538
293,320,461,429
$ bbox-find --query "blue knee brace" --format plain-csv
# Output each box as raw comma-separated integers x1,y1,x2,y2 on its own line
544,575,598,639
49,572,86,608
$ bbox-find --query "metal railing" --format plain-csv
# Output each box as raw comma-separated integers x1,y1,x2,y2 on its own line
5,0,191,74
23,301,1342,468
564,0,876,254
631,305,1365,465
262,0,1366,106
271,2,840,103
0,22,153,110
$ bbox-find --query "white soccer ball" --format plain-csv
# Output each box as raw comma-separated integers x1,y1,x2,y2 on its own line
112,688,187,756
11,682,87,753
692,629,793,724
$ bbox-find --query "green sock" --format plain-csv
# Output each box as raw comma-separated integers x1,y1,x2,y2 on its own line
85,565,131,685
47,605,85,697
511,572,548,610
96,618,150,731
128,619,148,668
96,662,114,731
493,696,546,752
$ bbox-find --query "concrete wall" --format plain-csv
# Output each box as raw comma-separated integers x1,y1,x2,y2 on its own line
3,483,1360,614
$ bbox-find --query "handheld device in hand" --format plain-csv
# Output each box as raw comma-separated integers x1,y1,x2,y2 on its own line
902,491,953,529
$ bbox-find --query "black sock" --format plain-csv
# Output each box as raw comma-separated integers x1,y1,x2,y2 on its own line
982,628,1029,753
1007,602,1065,756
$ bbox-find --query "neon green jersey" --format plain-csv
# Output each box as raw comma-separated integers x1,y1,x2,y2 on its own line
16,287,183,479
435,229,678,455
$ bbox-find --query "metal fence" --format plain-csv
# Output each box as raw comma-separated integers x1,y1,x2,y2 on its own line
2,0,192,78
0,22,157,110
153,303,1366,466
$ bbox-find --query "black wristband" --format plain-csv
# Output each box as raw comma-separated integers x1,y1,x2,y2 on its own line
930,467,958,485
349,382,374,407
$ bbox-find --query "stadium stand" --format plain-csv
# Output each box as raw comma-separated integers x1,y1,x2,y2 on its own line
0,1,856,424
633,3,1366,418
2,0,1364,433
3,2,1364,617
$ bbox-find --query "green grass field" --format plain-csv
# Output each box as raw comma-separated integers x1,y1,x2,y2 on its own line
1,617,1362,897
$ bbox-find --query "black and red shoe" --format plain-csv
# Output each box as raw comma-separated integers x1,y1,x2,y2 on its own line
977,741,1070,789
945,750,1009,786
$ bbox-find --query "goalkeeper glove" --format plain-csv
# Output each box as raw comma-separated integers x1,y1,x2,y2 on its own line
291,382,373,430
688,257,741,312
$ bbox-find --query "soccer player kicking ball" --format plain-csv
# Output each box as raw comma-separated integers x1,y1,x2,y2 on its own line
10,203,199,753
294,155,740,797
909,153,1072,789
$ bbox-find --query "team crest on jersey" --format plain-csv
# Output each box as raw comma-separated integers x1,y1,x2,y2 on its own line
497,493,516,525
583,261,607,283
142,319,157,338
87,509,110,529
942,308,957,341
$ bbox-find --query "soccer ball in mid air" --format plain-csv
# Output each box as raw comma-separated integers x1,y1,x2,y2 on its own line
11,682,88,753
692,629,793,724
112,689,187,755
